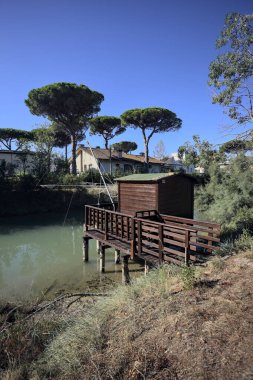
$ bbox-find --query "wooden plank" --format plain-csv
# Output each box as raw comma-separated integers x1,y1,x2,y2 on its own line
189,241,217,251
142,231,159,240
141,225,159,234
141,245,159,257
163,237,185,248
142,239,159,249
163,246,196,262
163,230,185,241
163,255,184,265
161,214,221,230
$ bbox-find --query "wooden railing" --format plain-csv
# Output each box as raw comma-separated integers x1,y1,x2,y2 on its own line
85,205,132,242
85,205,220,265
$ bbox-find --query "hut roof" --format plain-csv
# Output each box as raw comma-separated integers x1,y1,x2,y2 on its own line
116,173,195,182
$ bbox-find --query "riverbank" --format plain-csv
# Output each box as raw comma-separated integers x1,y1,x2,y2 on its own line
0,185,117,217
1,248,253,379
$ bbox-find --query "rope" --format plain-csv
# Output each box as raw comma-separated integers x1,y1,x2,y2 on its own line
63,191,75,225
86,140,115,210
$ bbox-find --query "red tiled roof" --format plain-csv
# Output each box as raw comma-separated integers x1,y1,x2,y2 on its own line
77,147,163,165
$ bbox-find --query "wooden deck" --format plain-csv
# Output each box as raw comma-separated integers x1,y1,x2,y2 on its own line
83,205,220,267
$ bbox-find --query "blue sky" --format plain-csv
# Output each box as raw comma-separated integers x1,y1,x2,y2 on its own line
0,0,252,156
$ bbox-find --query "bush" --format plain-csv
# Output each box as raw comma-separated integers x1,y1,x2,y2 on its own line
15,174,37,191
195,154,253,239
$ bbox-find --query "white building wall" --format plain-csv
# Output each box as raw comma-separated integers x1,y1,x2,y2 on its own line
0,151,34,173
76,149,163,174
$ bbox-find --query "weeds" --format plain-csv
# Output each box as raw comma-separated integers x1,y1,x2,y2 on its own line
179,265,197,290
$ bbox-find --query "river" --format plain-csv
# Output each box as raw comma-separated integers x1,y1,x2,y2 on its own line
0,210,143,300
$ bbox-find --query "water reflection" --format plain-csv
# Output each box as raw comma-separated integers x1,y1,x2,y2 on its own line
0,210,143,299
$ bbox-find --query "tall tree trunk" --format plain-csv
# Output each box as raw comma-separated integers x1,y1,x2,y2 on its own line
105,139,108,149
71,135,77,175
144,140,149,173
142,129,149,172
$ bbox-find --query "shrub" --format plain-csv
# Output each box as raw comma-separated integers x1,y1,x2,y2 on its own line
195,154,253,239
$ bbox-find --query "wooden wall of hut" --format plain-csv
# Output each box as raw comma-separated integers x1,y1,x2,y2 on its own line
117,173,195,218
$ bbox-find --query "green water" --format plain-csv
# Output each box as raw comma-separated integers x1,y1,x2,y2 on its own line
0,210,143,300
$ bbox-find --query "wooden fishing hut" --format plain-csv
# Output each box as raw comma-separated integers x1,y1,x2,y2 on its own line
117,173,195,218
83,173,220,284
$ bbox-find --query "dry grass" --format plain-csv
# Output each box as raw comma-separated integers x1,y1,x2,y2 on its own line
34,252,253,380
1,250,253,379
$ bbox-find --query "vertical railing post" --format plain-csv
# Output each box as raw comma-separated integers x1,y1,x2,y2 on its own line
85,206,89,231
105,211,108,240
115,214,119,237
137,219,142,257
126,217,130,241
185,230,190,266
121,215,124,239
158,224,164,264
130,218,136,259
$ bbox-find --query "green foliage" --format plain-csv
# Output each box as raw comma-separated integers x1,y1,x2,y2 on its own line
121,107,182,164
89,116,125,149
54,157,70,175
178,135,219,170
209,12,253,127
52,123,71,147
111,141,138,153
0,128,34,150
57,170,114,185
195,154,253,237
0,159,6,180
179,266,196,290
15,174,37,191
25,82,104,175
220,138,252,155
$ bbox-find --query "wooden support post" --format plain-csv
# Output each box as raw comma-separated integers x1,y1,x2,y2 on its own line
115,249,121,264
83,237,89,262
100,245,105,273
96,240,101,254
185,230,190,266
122,255,130,285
